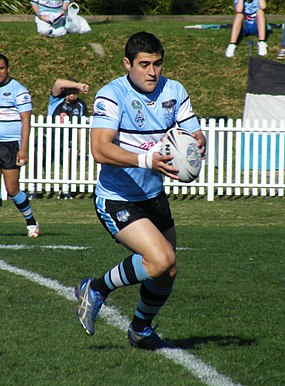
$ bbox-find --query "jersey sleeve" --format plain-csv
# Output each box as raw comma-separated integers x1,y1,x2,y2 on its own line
175,82,201,134
92,86,120,131
15,87,32,113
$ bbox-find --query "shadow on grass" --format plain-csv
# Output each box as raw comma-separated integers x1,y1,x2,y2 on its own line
172,335,257,350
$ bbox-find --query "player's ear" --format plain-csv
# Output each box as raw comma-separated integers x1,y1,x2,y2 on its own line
123,57,131,72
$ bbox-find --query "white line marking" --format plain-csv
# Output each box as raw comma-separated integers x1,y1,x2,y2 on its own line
0,244,88,250
0,259,242,386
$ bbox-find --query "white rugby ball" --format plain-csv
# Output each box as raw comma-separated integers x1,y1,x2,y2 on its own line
162,127,202,183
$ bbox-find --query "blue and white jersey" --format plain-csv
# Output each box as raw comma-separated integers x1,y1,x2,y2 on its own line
234,0,259,19
30,0,70,15
0,78,32,142
92,74,200,201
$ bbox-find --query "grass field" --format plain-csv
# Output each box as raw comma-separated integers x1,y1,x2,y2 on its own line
1,16,285,386
0,197,284,386
0,17,285,119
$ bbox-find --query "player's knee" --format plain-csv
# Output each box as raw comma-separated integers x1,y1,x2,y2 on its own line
153,249,176,277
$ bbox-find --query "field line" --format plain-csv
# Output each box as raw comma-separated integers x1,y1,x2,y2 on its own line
0,259,242,386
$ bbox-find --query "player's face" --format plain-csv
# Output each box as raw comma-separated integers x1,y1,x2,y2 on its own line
124,52,163,93
65,91,79,103
0,59,10,86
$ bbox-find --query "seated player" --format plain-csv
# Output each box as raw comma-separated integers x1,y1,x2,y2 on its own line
225,0,268,58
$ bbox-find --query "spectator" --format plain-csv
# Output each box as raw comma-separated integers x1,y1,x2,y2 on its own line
0,54,39,238
30,0,70,38
225,0,268,58
47,78,89,199
277,23,285,60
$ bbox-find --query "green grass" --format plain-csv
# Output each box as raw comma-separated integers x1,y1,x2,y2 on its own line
0,198,284,385
0,18,284,119
1,17,285,385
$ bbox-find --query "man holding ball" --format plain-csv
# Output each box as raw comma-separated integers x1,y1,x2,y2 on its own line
75,32,206,349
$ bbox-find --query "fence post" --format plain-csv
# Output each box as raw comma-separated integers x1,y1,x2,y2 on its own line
207,119,216,201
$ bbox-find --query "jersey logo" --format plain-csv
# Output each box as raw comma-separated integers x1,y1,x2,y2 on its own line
162,99,177,113
95,101,106,116
147,100,155,108
3,92,11,97
131,100,145,128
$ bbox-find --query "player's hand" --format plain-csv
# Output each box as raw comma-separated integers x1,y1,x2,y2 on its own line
79,83,89,94
191,129,207,159
137,142,179,180
16,150,28,167
41,15,50,22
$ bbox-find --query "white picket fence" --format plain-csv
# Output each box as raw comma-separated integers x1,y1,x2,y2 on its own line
1,115,285,202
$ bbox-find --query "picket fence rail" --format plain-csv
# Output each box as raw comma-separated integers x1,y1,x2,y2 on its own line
1,115,285,202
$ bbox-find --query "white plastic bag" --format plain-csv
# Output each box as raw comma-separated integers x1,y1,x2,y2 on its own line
65,3,91,34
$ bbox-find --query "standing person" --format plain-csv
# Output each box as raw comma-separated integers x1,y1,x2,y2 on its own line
47,78,89,199
277,23,285,60
75,31,206,350
225,0,268,58
0,54,39,238
30,0,70,38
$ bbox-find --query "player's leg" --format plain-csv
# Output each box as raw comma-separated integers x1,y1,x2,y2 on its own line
1,142,39,237
3,169,40,237
35,17,53,36
75,193,176,339
225,13,244,57
256,10,268,56
127,225,176,349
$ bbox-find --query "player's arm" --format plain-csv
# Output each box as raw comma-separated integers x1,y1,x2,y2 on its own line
17,110,31,165
51,79,89,97
235,0,244,13
31,2,49,22
91,128,179,179
259,0,266,11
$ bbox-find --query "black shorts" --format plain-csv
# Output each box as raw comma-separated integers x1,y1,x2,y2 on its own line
0,141,20,170
94,191,174,237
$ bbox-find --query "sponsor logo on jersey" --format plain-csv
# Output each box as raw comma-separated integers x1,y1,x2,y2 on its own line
116,210,130,223
139,142,155,150
3,92,11,97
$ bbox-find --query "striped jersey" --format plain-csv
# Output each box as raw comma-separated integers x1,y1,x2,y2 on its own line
30,0,70,15
92,74,200,201
234,0,259,19
0,78,32,142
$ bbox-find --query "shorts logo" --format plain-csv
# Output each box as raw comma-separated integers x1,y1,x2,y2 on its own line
116,210,130,223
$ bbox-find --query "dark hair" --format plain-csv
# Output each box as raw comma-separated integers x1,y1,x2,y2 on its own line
125,31,164,66
0,54,9,67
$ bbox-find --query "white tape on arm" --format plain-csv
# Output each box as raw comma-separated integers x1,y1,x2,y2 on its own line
137,142,162,169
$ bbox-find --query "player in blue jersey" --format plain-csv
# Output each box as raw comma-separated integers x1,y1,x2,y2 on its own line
75,32,206,350
47,78,89,199
30,0,70,37
225,0,268,58
0,54,39,238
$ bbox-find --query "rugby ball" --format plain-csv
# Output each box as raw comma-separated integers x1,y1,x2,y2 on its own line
162,127,202,183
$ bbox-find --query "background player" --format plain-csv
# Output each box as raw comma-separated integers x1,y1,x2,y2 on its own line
0,54,39,238
225,0,268,58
